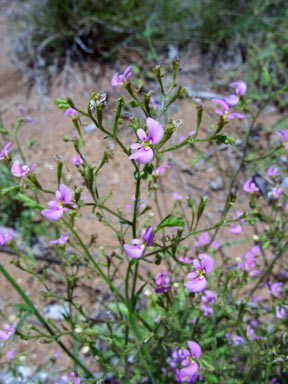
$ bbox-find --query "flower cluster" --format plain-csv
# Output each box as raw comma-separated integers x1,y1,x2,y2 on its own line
155,271,172,293
200,290,216,316
55,372,80,384
237,245,261,277
170,341,202,382
229,210,245,235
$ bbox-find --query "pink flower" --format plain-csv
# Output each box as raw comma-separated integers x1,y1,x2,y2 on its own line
179,341,201,378
155,271,172,293
210,240,220,250
41,184,73,221
64,108,77,117
243,178,259,193
0,142,12,160
111,66,132,86
11,161,36,178
276,305,287,320
269,282,283,297
266,166,280,177
196,232,210,247
276,130,288,150
233,336,245,345
72,154,83,166
229,210,244,235
269,187,282,200
0,322,16,341
58,372,80,384
184,254,214,292
50,232,69,246
246,324,255,341
211,98,245,120
238,247,261,277
123,227,153,259
173,192,183,201
200,290,215,316
6,350,15,361
0,228,14,245
230,81,247,96
152,165,171,176
128,118,164,163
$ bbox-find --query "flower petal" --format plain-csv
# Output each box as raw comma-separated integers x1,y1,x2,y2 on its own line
41,208,63,221
59,184,72,203
199,253,214,273
111,73,120,86
184,276,207,292
146,118,164,144
130,143,143,150
225,94,239,106
137,128,147,141
180,361,198,377
128,147,154,163
142,226,153,246
123,244,144,259
187,341,201,359
211,98,229,112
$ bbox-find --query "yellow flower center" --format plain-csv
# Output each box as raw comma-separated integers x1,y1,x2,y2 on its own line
142,140,152,149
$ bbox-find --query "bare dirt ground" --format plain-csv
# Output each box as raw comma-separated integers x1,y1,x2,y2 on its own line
0,2,283,382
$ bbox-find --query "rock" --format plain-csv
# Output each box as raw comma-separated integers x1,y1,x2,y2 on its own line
43,303,69,320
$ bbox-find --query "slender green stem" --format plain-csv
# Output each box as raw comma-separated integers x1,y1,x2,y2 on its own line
0,263,93,378
63,218,125,303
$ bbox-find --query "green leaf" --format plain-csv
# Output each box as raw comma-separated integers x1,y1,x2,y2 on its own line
15,193,43,209
155,214,185,232
1,185,22,196
196,196,209,226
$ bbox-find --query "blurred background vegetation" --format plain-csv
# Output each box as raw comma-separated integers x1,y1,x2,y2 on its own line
10,0,288,108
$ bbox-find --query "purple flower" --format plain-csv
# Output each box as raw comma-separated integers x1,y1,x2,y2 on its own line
155,271,172,293
184,254,214,292
246,324,255,341
0,322,16,341
6,350,15,361
11,161,36,178
0,228,14,245
0,142,12,160
200,290,215,316
210,240,220,250
59,372,80,384
269,282,283,297
18,106,34,123
251,295,263,302
111,66,132,86
269,187,282,200
179,341,201,378
266,166,280,177
276,130,288,150
238,247,261,277
233,336,245,345
123,226,153,259
230,81,247,96
276,305,287,320
211,98,245,120
173,192,183,201
196,232,210,247
128,118,164,163
152,165,171,177
41,184,73,221
243,178,260,193
64,108,77,117
72,154,83,166
50,232,69,246
229,210,244,235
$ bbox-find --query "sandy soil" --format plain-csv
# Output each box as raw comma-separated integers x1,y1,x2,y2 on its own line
0,1,283,382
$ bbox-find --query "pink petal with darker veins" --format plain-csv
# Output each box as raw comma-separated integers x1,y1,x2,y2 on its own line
147,118,164,144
